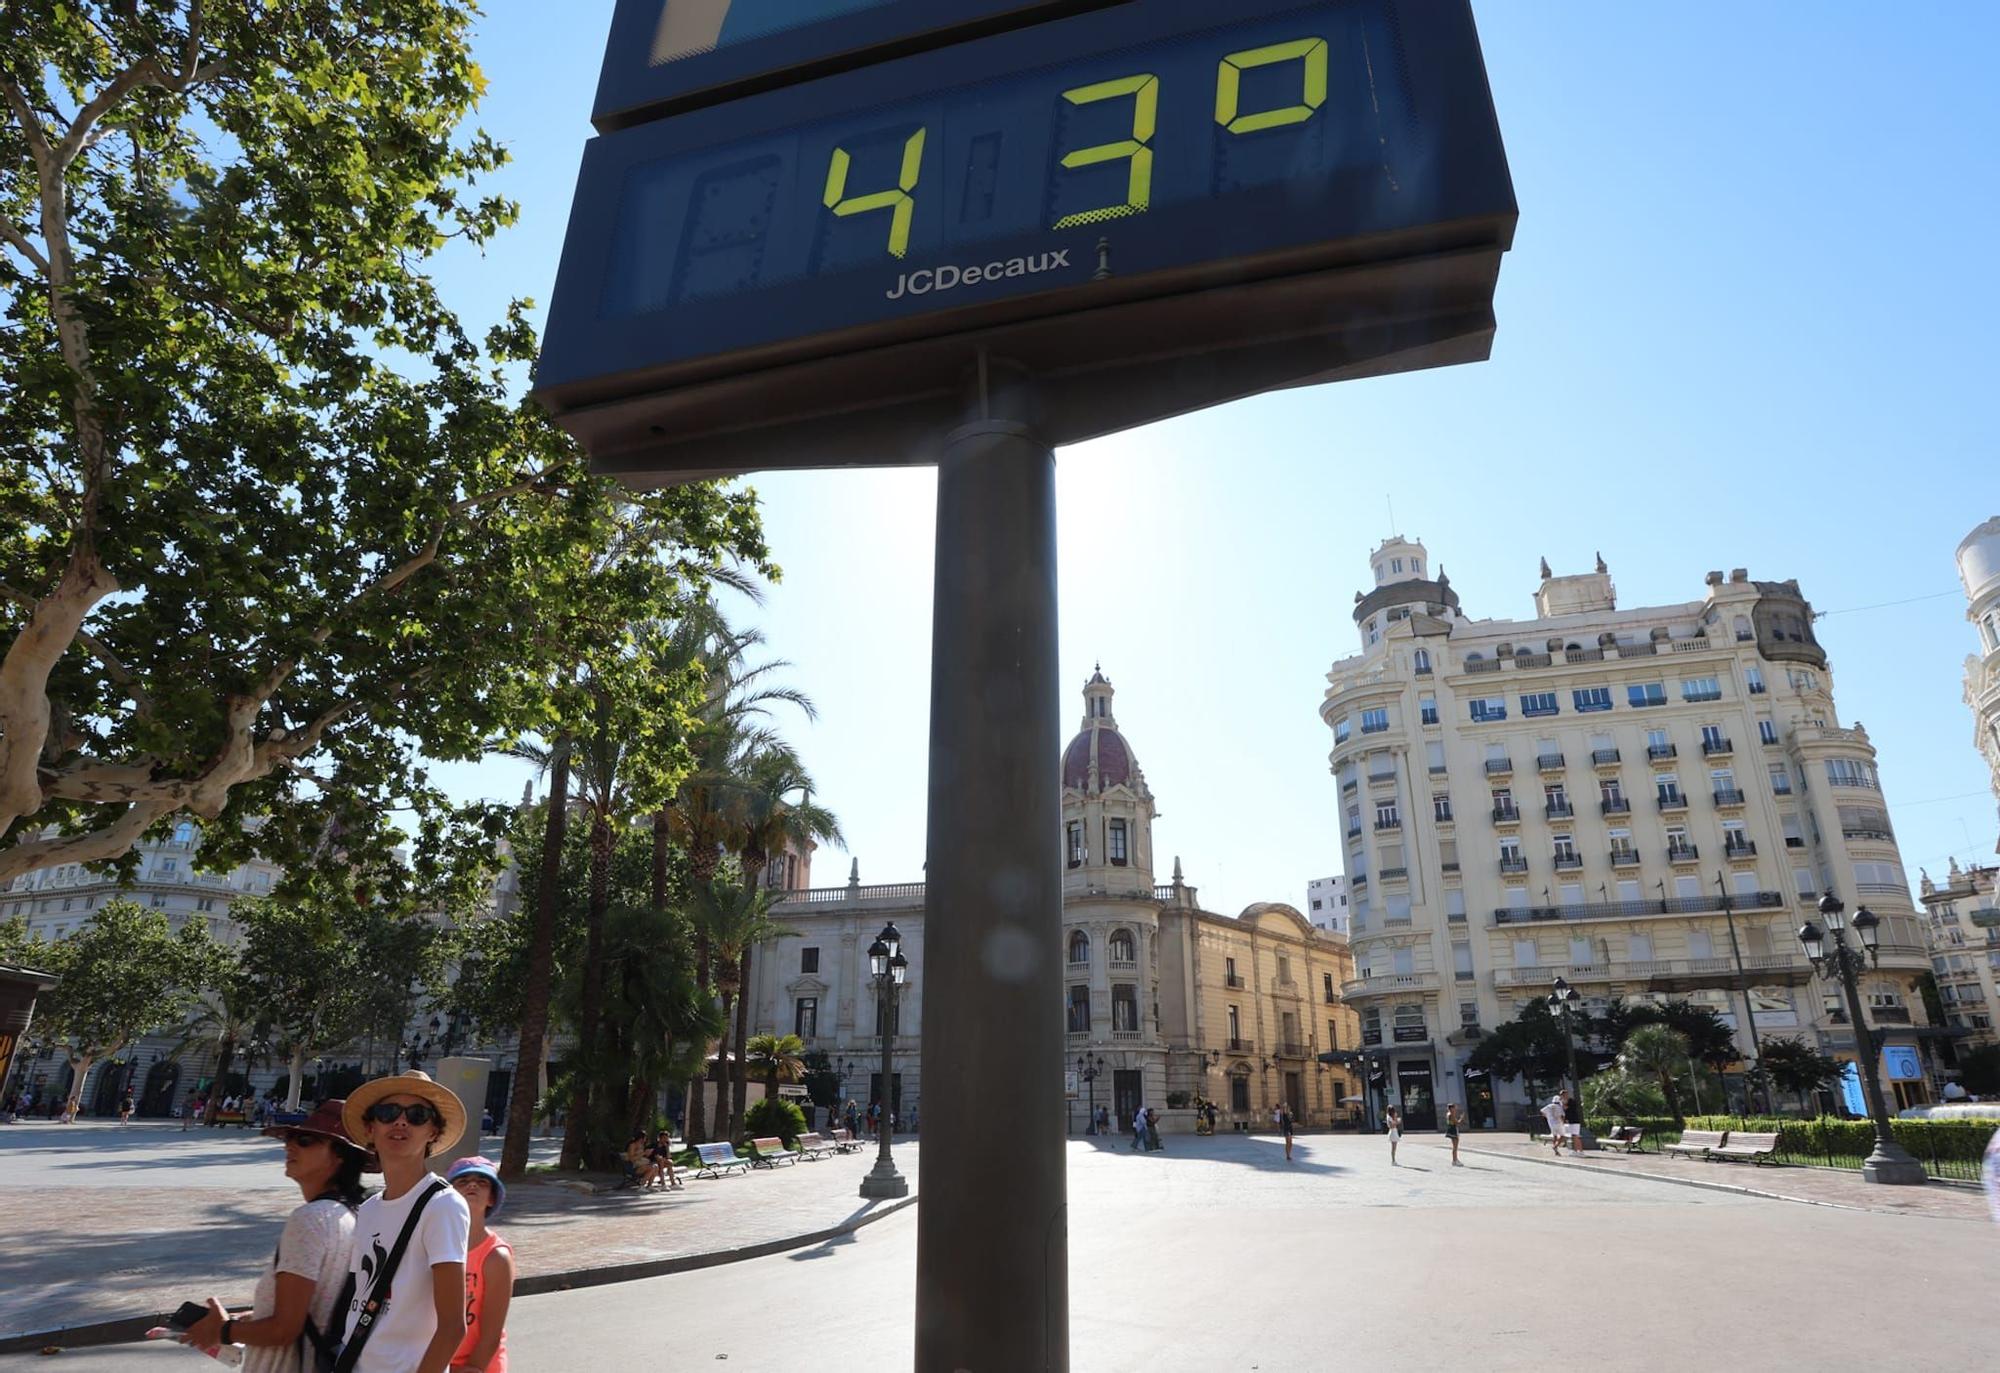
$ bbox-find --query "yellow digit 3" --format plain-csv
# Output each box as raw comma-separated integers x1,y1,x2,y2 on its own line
1053,73,1159,230
1215,37,1329,134
823,127,927,259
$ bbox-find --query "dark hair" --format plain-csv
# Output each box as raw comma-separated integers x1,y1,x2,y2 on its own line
323,1143,369,1206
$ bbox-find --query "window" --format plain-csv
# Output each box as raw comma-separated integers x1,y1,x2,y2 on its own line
1666,826,1693,856
1688,930,1714,960
1646,727,1672,757
1769,763,1792,795
1328,1018,1341,1049
1414,648,1432,674
1445,890,1467,921
1068,985,1091,1033
1628,932,1653,962
1419,693,1438,725
1108,819,1129,865
1513,939,1540,967
1225,956,1240,986
1390,947,1414,976
1499,836,1523,862
1600,778,1626,807
1700,724,1727,751
1459,1001,1480,1028
1347,805,1362,838
1433,793,1453,822
1781,814,1803,848
1469,697,1507,722
1825,758,1878,789
1759,719,1779,745
1572,686,1612,713
794,997,819,1039
1656,773,1682,803
1375,801,1400,828
1680,676,1721,702
1109,928,1136,963
1111,985,1139,1032
1323,972,1336,1003
1628,682,1667,708
1545,783,1569,811
1520,691,1559,718
1068,930,1091,964
1552,833,1577,861
1334,716,1352,743
1067,821,1085,867
1312,898,1323,910
1723,820,1750,852
1789,668,1820,691
1426,740,1447,773
1361,707,1390,734
160,857,177,873
1711,768,1736,793
1746,665,1766,695
1608,827,1635,859
1453,943,1474,978
1569,936,1593,966
801,947,820,974
1227,1005,1241,1040
1617,879,1642,902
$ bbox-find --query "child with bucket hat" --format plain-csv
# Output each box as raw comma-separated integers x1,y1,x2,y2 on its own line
335,1071,471,1373
445,1157,514,1372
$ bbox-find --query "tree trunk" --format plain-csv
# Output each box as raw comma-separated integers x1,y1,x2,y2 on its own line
204,1036,237,1125
502,737,570,1181
562,808,615,1171
713,984,737,1141
285,1047,307,1111
652,809,671,912
729,948,751,1141
1657,1071,1685,1127
65,1053,94,1119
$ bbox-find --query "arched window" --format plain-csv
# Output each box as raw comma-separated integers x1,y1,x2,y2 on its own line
1067,929,1090,964
1108,928,1136,963
1413,648,1432,674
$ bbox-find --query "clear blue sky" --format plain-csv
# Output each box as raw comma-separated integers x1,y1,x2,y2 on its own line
423,2,2000,914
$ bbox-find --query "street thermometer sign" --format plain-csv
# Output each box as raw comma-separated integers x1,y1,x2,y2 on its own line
536,0,1516,481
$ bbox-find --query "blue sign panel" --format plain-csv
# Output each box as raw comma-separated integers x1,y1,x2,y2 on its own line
1881,1045,1922,1082
1838,1061,1866,1116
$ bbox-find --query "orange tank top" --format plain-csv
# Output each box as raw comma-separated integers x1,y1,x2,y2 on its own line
454,1230,511,1372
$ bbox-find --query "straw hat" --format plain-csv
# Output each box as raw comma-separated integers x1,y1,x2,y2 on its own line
341,1070,466,1156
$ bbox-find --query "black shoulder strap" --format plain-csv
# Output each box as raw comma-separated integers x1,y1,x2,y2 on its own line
331,1179,447,1373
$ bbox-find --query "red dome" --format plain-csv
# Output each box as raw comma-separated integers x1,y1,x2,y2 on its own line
1062,727,1135,790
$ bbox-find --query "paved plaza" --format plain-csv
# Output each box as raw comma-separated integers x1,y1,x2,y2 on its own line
5,1127,1996,1369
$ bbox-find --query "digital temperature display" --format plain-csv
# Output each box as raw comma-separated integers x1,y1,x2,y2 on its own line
539,0,1514,480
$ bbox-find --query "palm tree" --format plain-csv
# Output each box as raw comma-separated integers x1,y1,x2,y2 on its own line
690,879,796,1142
724,746,842,1139
747,1033,807,1100
1618,1024,1694,1126
172,974,264,1125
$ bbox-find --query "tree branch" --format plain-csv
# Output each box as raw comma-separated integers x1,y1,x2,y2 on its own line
0,211,47,273
0,799,172,886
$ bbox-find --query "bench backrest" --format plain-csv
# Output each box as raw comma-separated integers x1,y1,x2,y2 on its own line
798,1133,826,1149
695,1142,739,1164
1729,1131,1780,1149
751,1136,793,1154
1679,1129,1728,1148
831,1128,855,1143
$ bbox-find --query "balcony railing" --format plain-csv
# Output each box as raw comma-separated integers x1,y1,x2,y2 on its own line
1844,826,1896,843
1667,844,1700,862
1499,857,1529,874
1657,793,1688,812
1224,974,1246,989
1600,798,1631,815
1591,748,1621,765
1609,848,1641,867
1375,817,1402,831
1538,754,1566,771
1545,802,1574,819
1492,804,1521,823
1713,789,1746,807
1871,1006,1912,1025
1724,839,1757,858
1647,743,1678,760
1485,758,1514,775
1434,806,1455,824
1494,952,1811,989
1568,648,1606,663
1492,890,1786,925
1275,1042,1311,1058
1226,1037,1256,1052
1380,867,1409,881
1702,737,1734,756
1553,853,1584,870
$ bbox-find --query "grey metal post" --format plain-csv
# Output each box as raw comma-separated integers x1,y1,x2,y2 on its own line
914,361,1066,1372
1715,872,1765,1111
858,973,907,1198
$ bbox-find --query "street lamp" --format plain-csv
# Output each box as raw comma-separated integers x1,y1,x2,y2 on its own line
1076,1054,1105,1134
859,922,910,1199
1798,894,1926,1185
1549,976,1594,1150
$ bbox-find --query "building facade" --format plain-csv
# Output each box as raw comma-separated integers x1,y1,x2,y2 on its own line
1306,875,1351,936
752,671,1360,1130
1917,861,2000,1055
1957,515,2000,840
1321,539,1939,1129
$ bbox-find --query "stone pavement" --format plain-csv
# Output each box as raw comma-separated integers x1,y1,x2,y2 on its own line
0,1120,919,1347
1460,1132,1993,1221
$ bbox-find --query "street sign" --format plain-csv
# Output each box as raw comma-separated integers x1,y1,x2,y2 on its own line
536,0,1515,482
1065,1069,1080,1100
592,0,1120,129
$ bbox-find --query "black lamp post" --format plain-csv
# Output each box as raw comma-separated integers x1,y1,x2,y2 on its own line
1549,976,1595,1149
859,922,910,1199
1076,1054,1105,1133
1364,1053,1386,1133
1798,894,1927,1185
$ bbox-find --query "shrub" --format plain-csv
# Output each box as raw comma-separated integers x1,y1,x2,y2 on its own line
1684,1114,1996,1163
1582,1069,1669,1120
744,1096,808,1145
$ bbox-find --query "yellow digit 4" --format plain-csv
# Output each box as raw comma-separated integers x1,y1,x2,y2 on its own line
823,127,927,260
1216,37,1329,134
1053,73,1159,230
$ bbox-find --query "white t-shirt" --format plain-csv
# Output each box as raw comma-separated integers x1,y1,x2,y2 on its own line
241,1199,355,1373
339,1179,470,1373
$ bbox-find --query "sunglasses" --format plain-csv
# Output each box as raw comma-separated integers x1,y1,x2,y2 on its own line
281,1131,331,1148
364,1102,443,1127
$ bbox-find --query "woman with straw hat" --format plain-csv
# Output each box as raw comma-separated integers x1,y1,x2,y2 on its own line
335,1071,471,1373
180,1099,365,1371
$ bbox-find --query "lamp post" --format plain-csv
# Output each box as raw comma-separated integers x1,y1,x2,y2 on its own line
1076,1054,1105,1134
1364,1053,1385,1133
1798,894,1927,1185
1549,976,1594,1149
859,922,910,1199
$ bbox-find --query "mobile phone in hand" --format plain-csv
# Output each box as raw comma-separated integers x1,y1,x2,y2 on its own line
168,1301,210,1330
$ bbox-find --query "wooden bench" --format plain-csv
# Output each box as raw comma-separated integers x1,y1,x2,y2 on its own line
749,1135,801,1168
796,1132,838,1160
828,1128,865,1154
1601,1125,1646,1154
1663,1129,1728,1159
691,1141,751,1179
1708,1130,1780,1164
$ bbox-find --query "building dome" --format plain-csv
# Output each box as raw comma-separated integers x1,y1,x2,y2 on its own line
1061,667,1144,793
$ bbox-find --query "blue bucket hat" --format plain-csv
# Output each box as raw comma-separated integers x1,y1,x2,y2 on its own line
445,1155,506,1217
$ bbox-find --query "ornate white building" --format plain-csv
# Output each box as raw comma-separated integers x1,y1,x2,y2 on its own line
1958,516,2000,842
752,671,1360,1131
1322,538,1940,1128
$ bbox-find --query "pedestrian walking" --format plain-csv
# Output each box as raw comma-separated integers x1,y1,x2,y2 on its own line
336,1070,471,1373
446,1156,515,1373
177,1098,364,1371
119,1090,135,1125
1275,1102,1296,1161
1144,1106,1162,1152
1540,1092,1566,1157
1444,1103,1463,1166
1386,1105,1402,1166
1130,1104,1146,1151
1562,1089,1584,1154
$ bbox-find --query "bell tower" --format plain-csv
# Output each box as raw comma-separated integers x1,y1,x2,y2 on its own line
1059,667,1156,889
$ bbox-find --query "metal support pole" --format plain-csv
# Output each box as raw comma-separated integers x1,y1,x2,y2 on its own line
1831,938,1926,1185
1716,875,1764,1112
915,362,1065,1372
859,977,907,1198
